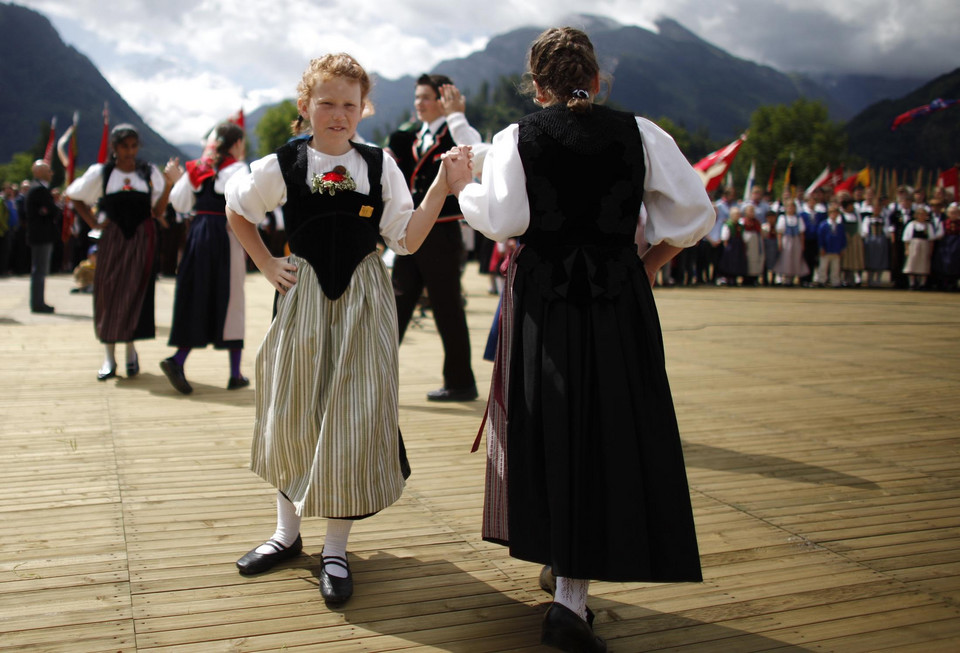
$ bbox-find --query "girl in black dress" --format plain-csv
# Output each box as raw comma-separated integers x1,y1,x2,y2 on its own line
457,28,713,652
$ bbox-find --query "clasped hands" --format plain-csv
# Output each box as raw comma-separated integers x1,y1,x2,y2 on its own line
440,145,473,196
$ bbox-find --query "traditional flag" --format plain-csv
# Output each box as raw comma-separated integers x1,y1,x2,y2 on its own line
97,103,110,164
692,134,746,194
766,160,777,193
42,116,57,165
937,167,959,202
891,98,959,130
804,165,844,195
783,159,794,193
856,167,871,188
56,112,79,242
230,107,245,129
743,160,756,200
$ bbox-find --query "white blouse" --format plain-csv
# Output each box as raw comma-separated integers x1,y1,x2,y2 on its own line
66,162,165,206
457,116,715,248
170,160,250,213
225,144,416,255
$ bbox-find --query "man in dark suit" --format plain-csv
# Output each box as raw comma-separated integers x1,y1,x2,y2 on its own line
388,74,482,401
25,160,61,313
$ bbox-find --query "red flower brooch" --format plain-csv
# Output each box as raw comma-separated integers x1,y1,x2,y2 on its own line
311,165,357,195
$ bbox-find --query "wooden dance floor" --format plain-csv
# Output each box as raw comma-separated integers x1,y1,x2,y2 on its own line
1,269,959,652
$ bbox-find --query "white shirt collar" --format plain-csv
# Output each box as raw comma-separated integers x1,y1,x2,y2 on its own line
420,116,447,137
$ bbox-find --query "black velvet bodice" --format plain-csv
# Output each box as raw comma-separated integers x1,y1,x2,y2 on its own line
100,160,153,239
515,105,646,301
193,176,227,215
276,138,385,300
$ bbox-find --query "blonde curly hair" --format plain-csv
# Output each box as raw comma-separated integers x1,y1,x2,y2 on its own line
291,53,373,135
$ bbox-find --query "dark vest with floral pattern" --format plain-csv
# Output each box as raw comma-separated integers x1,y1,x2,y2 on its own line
276,138,385,300
515,105,646,302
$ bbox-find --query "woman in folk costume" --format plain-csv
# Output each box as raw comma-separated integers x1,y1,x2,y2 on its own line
740,203,765,286
902,205,939,289
223,53,472,607
934,204,960,290
161,121,250,394
456,28,711,653
772,200,810,286
66,124,182,380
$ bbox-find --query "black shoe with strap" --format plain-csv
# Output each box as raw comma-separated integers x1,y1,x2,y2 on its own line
160,357,193,395
541,602,606,653
539,565,594,627
319,550,353,606
236,534,303,575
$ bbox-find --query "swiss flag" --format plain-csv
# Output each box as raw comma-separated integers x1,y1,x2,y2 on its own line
937,167,959,202
693,135,746,194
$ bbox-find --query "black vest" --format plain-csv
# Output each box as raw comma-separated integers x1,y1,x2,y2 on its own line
515,105,647,302
276,138,385,300
392,123,461,217
193,175,228,215
100,160,153,239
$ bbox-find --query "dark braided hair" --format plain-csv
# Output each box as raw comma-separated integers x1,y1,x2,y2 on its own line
521,27,608,113
210,122,244,167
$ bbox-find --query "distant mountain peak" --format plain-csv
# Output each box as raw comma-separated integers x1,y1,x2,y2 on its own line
556,13,624,31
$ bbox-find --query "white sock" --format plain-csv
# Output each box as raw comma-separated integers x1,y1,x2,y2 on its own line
254,492,301,554
554,576,589,621
125,342,137,365
101,344,116,373
322,519,353,578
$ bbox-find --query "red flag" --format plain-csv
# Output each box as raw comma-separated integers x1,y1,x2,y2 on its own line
230,107,245,129
766,160,777,193
834,172,860,193
937,167,959,202
693,134,746,194
42,116,57,165
97,103,110,164
891,98,958,130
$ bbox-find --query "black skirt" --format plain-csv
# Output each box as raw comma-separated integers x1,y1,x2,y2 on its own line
498,246,702,583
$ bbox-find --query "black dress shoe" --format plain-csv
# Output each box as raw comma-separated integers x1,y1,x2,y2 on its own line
126,355,140,377
227,375,250,390
236,534,302,575
159,357,193,395
31,304,54,314
97,365,117,381
319,550,353,606
426,385,478,402
539,566,594,627
541,602,606,653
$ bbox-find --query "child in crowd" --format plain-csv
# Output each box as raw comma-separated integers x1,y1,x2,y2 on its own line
773,200,809,286
223,53,472,607
761,209,780,286
817,203,847,287
740,204,765,286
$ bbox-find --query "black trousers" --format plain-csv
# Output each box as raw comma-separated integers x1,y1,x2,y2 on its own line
393,220,475,390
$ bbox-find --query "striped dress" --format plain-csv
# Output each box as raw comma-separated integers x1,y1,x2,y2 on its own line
226,139,417,518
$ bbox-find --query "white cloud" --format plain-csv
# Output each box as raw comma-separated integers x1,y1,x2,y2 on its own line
18,0,960,143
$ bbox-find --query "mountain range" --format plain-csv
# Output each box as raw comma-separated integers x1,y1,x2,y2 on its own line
1,4,950,172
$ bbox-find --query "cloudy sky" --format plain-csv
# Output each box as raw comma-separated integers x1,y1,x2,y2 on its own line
18,0,959,145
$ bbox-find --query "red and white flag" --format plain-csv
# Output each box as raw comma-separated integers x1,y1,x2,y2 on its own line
805,165,844,195
937,167,959,202
42,116,57,165
97,103,110,164
693,134,746,194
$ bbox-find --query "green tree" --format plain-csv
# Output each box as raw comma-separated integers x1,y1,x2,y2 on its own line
734,99,848,198
255,100,299,156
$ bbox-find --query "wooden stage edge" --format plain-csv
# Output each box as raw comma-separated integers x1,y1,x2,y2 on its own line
1,269,959,652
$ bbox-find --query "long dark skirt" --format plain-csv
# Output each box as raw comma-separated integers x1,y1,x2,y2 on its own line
94,220,156,343
168,213,244,349
492,247,701,583
718,237,747,278
934,234,960,276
